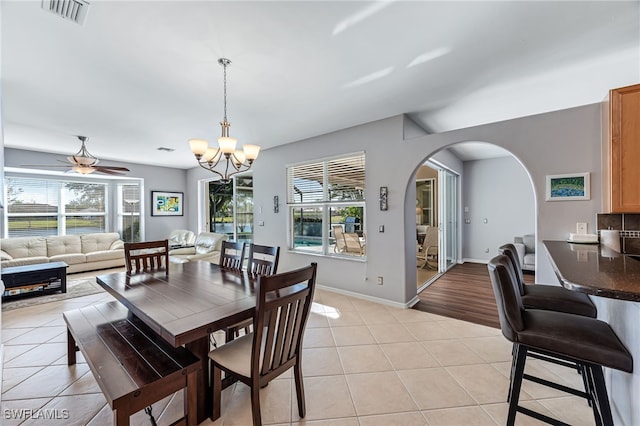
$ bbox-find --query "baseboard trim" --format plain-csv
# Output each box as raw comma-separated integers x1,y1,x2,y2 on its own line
316,284,418,309
462,257,489,264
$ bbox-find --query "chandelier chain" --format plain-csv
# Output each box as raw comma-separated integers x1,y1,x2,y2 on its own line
222,61,228,122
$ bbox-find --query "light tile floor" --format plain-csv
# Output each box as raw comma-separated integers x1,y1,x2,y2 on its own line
2,279,596,425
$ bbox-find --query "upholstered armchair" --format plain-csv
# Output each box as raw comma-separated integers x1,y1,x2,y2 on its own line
514,234,535,272
169,232,228,264
168,229,196,248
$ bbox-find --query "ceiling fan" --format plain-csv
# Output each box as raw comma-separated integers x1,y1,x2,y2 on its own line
23,136,130,175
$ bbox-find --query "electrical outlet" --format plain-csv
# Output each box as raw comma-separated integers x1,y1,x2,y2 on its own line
377,276,383,285
577,222,587,235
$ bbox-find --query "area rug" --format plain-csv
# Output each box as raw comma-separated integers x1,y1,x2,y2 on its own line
2,279,105,312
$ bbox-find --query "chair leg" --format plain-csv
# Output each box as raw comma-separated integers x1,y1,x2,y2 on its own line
210,364,222,422
588,365,614,426
293,362,306,418
507,344,527,426
507,344,517,402
250,381,262,426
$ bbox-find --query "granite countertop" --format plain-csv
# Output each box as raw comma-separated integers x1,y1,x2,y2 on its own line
543,240,640,301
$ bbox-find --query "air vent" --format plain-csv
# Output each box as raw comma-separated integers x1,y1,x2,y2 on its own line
41,0,90,25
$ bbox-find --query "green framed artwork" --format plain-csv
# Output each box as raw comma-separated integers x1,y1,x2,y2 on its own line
545,173,590,201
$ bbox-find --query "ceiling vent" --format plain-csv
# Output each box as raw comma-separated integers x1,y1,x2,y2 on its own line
41,0,90,26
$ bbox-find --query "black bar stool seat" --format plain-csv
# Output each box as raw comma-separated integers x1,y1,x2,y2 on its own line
499,243,597,317
488,254,632,426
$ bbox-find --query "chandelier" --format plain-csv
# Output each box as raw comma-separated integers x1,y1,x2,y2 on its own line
189,58,260,184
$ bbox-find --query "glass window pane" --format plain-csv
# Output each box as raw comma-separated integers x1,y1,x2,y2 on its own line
329,205,365,256
209,181,234,237
328,155,366,201
6,177,59,214
291,206,323,252
8,216,58,238
64,183,106,212
66,216,106,234
236,179,254,243
287,162,324,203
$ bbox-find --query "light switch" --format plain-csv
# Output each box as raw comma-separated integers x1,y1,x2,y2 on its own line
378,225,384,233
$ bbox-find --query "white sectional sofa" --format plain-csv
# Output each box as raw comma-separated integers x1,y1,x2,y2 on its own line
1,232,125,274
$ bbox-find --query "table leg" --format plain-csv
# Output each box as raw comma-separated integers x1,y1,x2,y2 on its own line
186,337,211,423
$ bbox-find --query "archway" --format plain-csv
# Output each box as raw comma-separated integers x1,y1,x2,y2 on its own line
408,141,536,324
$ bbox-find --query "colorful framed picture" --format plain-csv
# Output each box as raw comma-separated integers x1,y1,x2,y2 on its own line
151,191,184,216
545,173,590,201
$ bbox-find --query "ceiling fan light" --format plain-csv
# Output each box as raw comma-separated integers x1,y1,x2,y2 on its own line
72,165,95,174
243,144,260,161
69,155,98,166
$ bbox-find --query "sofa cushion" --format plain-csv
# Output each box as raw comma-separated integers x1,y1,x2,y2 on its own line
194,233,227,254
1,257,50,268
1,237,47,259
86,250,124,263
46,235,82,256
1,250,13,261
49,253,87,265
81,232,122,253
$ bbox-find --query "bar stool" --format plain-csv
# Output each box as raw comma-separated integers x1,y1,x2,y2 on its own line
499,243,596,317
488,255,632,426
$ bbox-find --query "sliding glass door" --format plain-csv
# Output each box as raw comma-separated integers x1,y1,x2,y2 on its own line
438,168,458,271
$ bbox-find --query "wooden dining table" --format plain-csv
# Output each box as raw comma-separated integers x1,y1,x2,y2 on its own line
96,260,258,423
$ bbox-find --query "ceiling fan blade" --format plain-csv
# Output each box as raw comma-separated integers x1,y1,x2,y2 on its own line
21,164,72,168
95,165,130,171
93,167,127,175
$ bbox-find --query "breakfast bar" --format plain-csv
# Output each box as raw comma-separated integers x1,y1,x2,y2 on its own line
544,240,640,301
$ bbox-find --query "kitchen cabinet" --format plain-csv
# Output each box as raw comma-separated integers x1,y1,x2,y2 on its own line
603,83,640,213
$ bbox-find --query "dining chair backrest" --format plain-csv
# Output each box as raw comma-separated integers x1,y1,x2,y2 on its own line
253,262,317,385
219,240,246,271
487,254,525,342
124,240,170,274
498,243,526,295
247,244,280,276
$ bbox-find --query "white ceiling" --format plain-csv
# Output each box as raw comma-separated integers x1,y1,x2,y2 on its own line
3,1,639,169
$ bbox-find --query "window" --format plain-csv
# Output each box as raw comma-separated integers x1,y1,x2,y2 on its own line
119,184,141,242
5,172,143,240
5,176,107,237
287,153,366,257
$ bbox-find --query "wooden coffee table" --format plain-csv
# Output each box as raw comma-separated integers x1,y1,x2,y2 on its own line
2,262,68,301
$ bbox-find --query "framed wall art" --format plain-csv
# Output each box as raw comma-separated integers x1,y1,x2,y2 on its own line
545,173,590,201
151,191,184,216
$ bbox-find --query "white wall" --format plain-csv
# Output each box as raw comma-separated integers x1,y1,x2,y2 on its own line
462,156,535,262
3,148,189,241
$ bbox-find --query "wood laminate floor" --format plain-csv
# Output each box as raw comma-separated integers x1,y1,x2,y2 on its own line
414,262,534,329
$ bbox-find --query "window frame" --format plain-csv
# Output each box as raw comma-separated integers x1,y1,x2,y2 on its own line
287,152,366,259
4,168,143,239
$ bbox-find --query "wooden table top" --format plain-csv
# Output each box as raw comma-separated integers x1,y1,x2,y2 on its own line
96,261,258,347
544,240,640,301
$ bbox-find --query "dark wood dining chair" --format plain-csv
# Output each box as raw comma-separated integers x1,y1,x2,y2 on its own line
219,240,246,271
209,263,318,426
124,240,169,274
226,244,281,342
247,243,280,276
